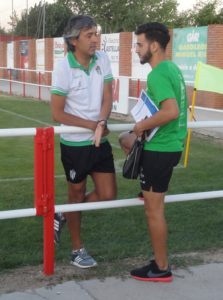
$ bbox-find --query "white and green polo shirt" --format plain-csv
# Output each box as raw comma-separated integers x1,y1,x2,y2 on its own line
51,50,113,144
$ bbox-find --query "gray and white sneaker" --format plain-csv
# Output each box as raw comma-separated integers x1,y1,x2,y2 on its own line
71,248,97,268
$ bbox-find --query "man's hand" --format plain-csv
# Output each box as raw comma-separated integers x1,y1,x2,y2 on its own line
133,121,145,137
93,120,108,147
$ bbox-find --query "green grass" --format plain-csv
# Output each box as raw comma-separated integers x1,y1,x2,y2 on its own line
0,94,223,273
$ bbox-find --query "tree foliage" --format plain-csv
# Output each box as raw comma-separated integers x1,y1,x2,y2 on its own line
0,27,7,35
190,0,223,26
58,0,178,32
174,0,223,27
7,11,20,34
11,0,223,37
14,1,72,38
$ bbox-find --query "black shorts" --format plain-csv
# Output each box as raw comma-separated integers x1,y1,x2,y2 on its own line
60,141,115,183
140,150,182,193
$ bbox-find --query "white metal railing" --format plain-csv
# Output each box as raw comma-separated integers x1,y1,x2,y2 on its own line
1,191,223,220
1,121,223,138
0,67,52,100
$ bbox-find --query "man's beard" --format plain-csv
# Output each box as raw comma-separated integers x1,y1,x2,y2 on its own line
140,51,152,65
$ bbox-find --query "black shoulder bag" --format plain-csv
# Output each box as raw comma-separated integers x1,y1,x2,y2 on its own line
122,133,145,179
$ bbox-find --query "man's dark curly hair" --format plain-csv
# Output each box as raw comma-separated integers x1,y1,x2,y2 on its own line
135,22,170,50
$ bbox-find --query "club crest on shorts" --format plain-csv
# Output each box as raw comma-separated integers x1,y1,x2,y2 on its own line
69,169,76,180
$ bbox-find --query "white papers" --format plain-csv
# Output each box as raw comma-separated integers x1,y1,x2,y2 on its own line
131,90,159,141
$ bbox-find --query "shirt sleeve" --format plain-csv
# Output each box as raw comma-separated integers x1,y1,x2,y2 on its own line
51,60,69,96
98,51,114,82
148,71,176,105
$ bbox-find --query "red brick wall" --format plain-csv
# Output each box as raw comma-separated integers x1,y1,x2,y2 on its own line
13,41,21,81
0,41,7,78
208,25,223,69
198,25,223,109
1,25,223,108
119,32,132,76
28,39,36,83
14,41,20,69
195,90,223,109
45,38,53,86
185,25,223,109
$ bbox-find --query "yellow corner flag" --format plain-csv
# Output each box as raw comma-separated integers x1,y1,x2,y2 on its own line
195,62,223,94
184,62,223,168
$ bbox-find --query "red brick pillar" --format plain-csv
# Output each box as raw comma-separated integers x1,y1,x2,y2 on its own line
0,41,7,78
45,38,53,86
28,39,36,83
119,32,132,98
191,25,223,108
207,25,223,69
14,40,21,80
206,25,223,109
119,32,132,76
14,40,20,68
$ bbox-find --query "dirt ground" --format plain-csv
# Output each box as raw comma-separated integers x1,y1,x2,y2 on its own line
1,249,223,294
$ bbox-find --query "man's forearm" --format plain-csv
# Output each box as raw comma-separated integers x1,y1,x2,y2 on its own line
99,82,113,120
53,110,97,131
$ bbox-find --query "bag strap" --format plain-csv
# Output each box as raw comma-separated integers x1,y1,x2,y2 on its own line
139,130,148,142
129,130,149,142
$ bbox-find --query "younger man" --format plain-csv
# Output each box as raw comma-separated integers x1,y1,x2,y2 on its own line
120,22,187,282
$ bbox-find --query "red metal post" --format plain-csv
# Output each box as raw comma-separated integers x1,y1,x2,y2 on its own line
34,127,55,275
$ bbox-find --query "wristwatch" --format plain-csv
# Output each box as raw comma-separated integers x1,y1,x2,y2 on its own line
97,119,107,127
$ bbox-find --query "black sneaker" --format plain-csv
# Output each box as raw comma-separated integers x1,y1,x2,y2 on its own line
138,191,144,200
54,213,66,244
130,260,173,282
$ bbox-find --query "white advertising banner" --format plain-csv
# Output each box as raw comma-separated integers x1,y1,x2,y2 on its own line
131,32,151,79
53,37,65,67
7,42,14,69
36,39,45,71
112,76,129,115
101,33,120,77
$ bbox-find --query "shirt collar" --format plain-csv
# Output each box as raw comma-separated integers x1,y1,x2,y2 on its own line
67,51,98,73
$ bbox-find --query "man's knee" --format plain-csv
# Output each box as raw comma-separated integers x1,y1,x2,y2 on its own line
68,182,86,203
104,189,117,201
119,131,136,155
119,131,129,146
99,180,117,201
